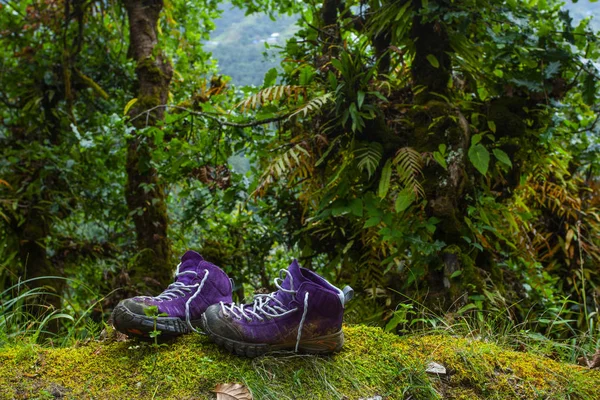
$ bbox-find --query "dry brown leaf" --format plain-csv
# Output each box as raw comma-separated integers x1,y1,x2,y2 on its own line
578,349,600,369
213,383,252,400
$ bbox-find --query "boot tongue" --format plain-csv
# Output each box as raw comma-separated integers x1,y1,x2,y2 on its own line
180,250,204,263
175,251,211,285
274,259,307,304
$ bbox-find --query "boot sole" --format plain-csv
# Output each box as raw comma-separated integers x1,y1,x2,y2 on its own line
201,314,344,357
112,304,202,339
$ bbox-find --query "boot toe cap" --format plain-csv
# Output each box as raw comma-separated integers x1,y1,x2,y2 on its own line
203,304,244,341
120,298,151,316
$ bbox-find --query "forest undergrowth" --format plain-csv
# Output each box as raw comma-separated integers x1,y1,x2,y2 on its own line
1,1,600,396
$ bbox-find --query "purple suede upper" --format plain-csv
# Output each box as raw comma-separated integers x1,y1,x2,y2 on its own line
223,259,345,344
134,250,232,320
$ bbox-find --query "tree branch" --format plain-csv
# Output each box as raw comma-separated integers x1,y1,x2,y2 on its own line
129,105,292,128
74,68,109,99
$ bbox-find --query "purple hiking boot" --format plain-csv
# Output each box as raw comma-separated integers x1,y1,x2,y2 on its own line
112,251,232,338
202,259,353,357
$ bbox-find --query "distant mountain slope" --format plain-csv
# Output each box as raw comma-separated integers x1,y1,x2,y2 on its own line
207,6,298,86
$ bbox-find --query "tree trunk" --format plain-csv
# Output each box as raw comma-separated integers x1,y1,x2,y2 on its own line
122,0,173,294
410,0,452,103
14,207,59,301
7,82,67,329
319,0,342,59
408,0,479,307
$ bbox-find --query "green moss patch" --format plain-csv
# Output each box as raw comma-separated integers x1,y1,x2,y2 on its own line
1,326,598,399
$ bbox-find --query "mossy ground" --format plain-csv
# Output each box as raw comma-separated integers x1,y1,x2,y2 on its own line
1,325,598,399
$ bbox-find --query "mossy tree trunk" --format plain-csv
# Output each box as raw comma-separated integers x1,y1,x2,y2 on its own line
316,0,343,70
12,205,57,302
122,0,173,294
410,0,452,102
407,0,484,307
6,81,67,327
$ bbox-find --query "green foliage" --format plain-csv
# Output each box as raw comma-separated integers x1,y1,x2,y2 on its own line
241,0,600,347
468,143,490,176
1,0,600,361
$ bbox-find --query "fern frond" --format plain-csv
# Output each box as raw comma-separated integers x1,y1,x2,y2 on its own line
367,1,413,44
529,180,581,218
393,147,425,198
236,85,305,112
288,93,333,119
355,142,383,179
253,144,313,197
359,252,385,289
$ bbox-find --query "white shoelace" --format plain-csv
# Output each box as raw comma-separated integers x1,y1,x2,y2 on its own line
219,269,310,352
146,263,210,333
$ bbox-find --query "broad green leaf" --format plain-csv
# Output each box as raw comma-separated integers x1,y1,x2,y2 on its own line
487,120,496,133
357,90,365,110
477,86,489,101
450,270,463,279
331,58,343,72
468,144,490,175
433,151,448,170
331,205,349,216
395,189,415,213
263,68,278,87
492,148,512,168
153,129,164,145
426,54,440,68
364,216,381,228
328,71,338,90
378,160,392,198
349,198,363,217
